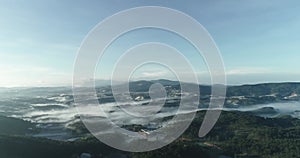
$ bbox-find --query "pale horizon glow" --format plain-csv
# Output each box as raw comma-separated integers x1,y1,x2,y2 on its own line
1,1,300,87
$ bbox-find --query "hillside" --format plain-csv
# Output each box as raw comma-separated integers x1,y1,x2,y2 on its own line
1,111,300,158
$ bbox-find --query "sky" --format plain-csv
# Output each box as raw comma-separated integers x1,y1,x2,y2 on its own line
0,0,300,87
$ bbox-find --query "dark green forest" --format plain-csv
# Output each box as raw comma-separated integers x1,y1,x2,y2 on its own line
1,111,300,158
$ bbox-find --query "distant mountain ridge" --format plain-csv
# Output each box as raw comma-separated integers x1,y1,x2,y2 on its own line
1,79,300,107
122,79,300,97
104,80,300,107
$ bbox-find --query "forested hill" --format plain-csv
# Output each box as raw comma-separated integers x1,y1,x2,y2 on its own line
109,80,300,96
103,80,300,106
1,111,300,158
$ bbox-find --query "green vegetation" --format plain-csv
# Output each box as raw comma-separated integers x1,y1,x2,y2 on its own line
183,111,300,158
1,111,300,158
0,135,123,158
0,116,38,135
98,81,300,107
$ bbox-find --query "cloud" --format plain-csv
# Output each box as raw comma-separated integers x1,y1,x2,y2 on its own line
226,67,273,75
141,71,167,78
0,65,71,87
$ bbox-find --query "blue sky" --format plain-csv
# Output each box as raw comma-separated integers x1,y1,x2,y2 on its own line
0,0,300,86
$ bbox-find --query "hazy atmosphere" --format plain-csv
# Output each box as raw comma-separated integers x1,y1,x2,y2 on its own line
1,1,300,158
1,0,300,87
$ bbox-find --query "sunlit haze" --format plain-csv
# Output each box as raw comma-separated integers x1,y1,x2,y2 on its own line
1,0,300,87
